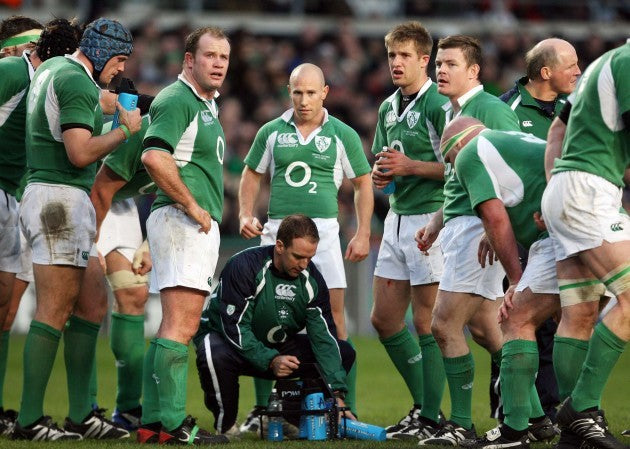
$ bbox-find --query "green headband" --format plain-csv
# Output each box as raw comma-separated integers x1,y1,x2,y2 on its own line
440,124,485,157
0,29,42,50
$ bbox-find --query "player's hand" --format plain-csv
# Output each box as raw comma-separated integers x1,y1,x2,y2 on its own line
498,284,517,323
374,148,412,176
116,101,143,135
478,233,497,268
184,203,212,234
415,220,440,255
270,355,300,377
533,212,547,231
335,396,356,422
345,234,369,262
132,240,152,275
97,250,107,272
371,164,394,189
239,215,263,239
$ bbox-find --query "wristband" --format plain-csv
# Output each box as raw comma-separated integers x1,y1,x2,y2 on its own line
118,124,131,139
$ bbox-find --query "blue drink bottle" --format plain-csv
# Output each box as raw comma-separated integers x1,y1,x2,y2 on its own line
112,78,138,142
379,146,396,195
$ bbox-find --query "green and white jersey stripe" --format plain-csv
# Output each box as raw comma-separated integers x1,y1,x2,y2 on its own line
553,40,630,187
455,130,548,249
245,108,370,219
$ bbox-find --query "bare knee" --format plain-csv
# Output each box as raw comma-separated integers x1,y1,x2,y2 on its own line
370,311,403,339
114,287,149,315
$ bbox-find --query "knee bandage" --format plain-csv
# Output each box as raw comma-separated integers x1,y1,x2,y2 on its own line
558,278,606,307
602,264,630,296
106,270,148,291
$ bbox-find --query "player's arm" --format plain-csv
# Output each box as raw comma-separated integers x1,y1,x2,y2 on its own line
374,148,444,180
345,173,373,262
477,199,522,286
415,206,444,253
90,164,128,233
545,101,571,181
141,145,211,233
238,166,264,239
63,102,142,168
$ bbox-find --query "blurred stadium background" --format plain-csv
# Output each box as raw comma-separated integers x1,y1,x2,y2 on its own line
2,0,629,335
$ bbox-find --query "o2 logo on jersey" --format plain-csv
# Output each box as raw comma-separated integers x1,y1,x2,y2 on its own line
314,136,331,153
275,284,297,301
267,325,288,344
277,133,299,147
385,110,397,127
407,111,420,129
285,161,318,193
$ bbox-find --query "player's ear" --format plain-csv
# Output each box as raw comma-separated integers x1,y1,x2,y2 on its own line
275,239,285,254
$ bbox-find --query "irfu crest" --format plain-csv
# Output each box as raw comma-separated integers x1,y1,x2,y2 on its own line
315,136,332,153
407,111,420,129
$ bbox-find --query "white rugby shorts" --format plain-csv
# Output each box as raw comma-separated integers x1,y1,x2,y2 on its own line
147,205,220,294
262,217,346,289
16,225,33,282
0,189,21,273
439,215,504,300
515,237,558,294
542,171,630,260
374,210,443,286
19,183,95,267
96,198,143,262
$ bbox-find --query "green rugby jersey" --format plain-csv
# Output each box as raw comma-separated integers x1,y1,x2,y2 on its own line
500,76,568,139
101,116,156,201
371,80,447,215
194,245,347,391
553,40,630,187
0,53,34,196
442,86,521,224
143,75,225,222
25,55,102,192
245,109,370,219
456,130,548,249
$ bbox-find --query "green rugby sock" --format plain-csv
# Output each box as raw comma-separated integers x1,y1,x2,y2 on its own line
344,337,358,416
0,330,9,408
17,321,61,427
254,378,273,408
419,334,445,423
111,313,145,411
553,336,588,401
381,328,423,405
501,339,538,431
571,323,626,412
529,383,545,419
155,338,189,431
89,354,98,407
443,352,474,429
64,315,100,423
141,339,160,425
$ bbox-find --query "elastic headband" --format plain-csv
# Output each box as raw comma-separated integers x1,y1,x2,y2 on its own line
440,124,485,157
0,29,42,50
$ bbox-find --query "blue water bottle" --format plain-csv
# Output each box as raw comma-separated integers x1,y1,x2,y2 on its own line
339,418,387,441
267,388,283,441
112,78,138,142
304,392,327,440
379,146,396,195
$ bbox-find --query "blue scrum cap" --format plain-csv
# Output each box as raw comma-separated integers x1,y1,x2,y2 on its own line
79,18,132,73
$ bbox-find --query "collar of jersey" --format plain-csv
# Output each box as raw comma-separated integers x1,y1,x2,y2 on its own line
392,78,433,121
281,108,329,145
65,52,100,89
22,51,36,81
441,84,484,114
177,73,219,116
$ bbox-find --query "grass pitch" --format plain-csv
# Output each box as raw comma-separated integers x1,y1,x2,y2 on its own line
2,334,628,448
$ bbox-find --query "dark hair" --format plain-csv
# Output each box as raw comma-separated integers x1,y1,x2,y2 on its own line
525,44,558,81
0,15,42,42
184,26,229,55
385,21,433,57
437,35,483,68
277,214,319,248
36,18,83,62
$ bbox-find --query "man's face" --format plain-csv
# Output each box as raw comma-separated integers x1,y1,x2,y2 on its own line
548,47,581,95
187,33,230,95
387,40,427,90
435,47,478,99
99,55,128,86
289,73,328,124
275,237,318,278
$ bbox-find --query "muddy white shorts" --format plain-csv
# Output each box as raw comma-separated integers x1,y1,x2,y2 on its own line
0,189,21,273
